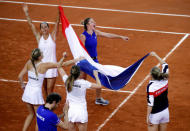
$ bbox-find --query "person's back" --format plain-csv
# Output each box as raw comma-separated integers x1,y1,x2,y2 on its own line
37,105,60,131
26,71,45,89
63,76,91,104
147,79,168,114
22,61,45,105
58,65,101,130
147,52,169,131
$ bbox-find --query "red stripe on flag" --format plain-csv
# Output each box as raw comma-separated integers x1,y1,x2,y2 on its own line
59,6,90,55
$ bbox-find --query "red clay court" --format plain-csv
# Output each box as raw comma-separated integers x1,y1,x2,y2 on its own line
0,0,190,130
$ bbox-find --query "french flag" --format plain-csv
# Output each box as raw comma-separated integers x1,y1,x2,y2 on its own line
59,6,149,90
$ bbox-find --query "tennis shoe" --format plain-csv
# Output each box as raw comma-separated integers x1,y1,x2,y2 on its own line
95,98,109,105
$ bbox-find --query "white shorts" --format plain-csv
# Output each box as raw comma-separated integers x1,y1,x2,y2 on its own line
149,108,169,124
68,102,88,123
44,68,58,78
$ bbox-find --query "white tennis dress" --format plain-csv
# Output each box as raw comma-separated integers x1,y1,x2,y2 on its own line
22,69,45,105
62,75,92,123
39,34,57,78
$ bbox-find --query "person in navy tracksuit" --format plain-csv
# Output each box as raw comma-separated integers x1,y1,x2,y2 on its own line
147,52,169,131
80,17,129,105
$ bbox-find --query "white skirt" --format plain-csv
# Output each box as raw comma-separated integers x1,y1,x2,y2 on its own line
22,85,44,105
68,102,88,123
44,68,58,78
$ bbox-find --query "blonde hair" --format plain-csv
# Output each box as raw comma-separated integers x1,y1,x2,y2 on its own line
151,67,168,80
65,65,80,92
30,48,41,77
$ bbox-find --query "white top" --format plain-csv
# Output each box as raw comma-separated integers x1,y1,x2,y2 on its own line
147,80,168,107
39,34,57,63
26,71,45,90
62,75,92,104
147,63,169,107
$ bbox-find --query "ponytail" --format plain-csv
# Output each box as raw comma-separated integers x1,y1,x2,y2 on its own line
30,48,41,78
65,65,80,92
159,73,169,80
65,75,75,92
81,18,91,30
151,67,168,80
31,58,38,78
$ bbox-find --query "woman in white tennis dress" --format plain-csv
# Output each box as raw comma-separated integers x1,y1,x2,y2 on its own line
18,48,62,131
58,65,101,131
22,63,45,105
18,49,83,131
23,4,60,97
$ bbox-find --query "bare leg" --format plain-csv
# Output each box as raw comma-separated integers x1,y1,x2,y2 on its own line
77,122,87,131
46,77,56,94
96,88,102,99
22,103,35,131
148,124,158,131
63,102,69,129
159,123,167,131
43,78,48,98
34,105,39,131
69,122,76,131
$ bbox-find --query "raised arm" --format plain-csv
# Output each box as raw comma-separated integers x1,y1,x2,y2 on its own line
38,52,67,74
95,30,129,41
150,51,165,65
23,4,40,43
18,60,29,89
90,70,102,89
42,53,85,73
61,56,85,67
57,52,67,77
51,7,60,41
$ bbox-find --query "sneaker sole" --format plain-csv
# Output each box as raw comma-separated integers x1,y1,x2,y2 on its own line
95,102,109,106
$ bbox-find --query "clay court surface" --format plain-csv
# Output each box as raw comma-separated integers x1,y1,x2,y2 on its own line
0,0,190,130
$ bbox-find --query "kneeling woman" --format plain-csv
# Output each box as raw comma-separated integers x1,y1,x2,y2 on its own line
147,52,169,131
58,65,101,131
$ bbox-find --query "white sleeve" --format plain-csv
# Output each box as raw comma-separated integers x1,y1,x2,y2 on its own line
62,75,68,83
162,63,169,74
81,80,92,89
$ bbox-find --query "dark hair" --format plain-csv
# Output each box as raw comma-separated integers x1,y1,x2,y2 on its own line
66,65,80,92
81,18,91,30
46,92,62,104
30,48,41,77
40,22,49,29
151,67,168,80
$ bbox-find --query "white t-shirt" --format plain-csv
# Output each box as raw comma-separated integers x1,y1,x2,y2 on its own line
62,75,92,104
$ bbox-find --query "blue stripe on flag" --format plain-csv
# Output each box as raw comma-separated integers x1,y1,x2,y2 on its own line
77,53,149,90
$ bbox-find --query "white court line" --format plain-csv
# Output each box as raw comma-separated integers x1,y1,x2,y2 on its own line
97,33,189,131
0,78,132,93
0,17,188,35
1,0,190,18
